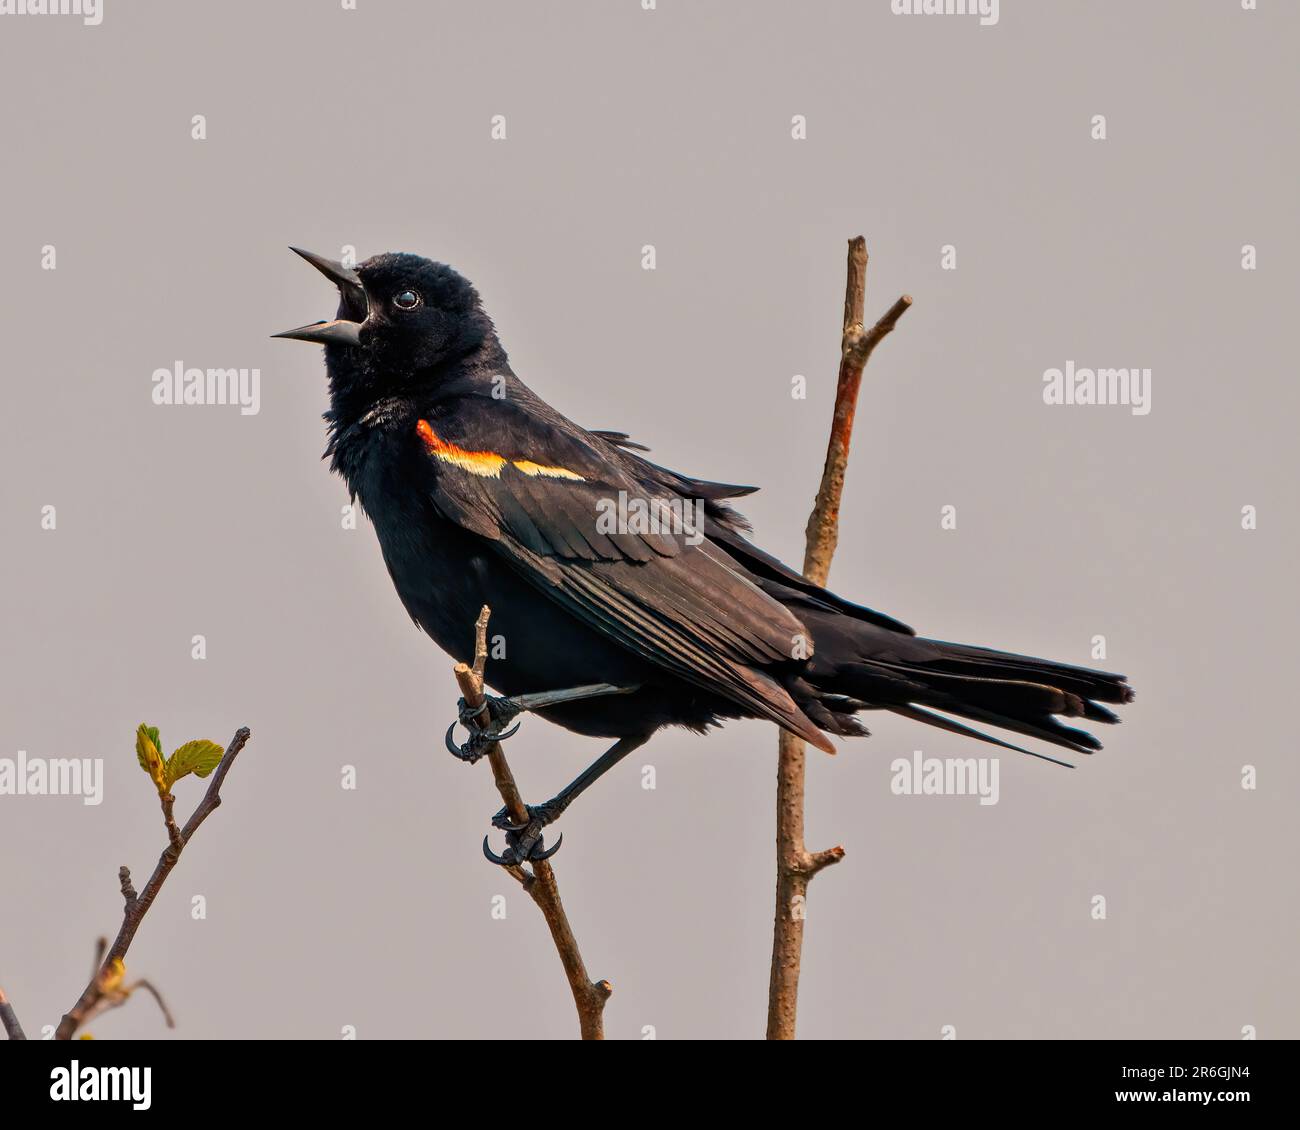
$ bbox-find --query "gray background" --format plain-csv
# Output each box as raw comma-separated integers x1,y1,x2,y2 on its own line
1,0,1296,1040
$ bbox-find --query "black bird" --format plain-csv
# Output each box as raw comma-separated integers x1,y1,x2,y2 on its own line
276,248,1134,865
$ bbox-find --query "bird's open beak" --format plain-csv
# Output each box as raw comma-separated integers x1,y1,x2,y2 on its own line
272,318,364,346
273,246,367,345
288,246,366,307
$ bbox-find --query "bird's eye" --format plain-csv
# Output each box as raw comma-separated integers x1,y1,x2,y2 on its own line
393,289,421,310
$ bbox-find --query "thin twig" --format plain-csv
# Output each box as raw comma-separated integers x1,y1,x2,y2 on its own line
54,725,252,1040
0,985,26,1041
767,237,911,1039
159,791,184,853
454,605,612,1040
69,966,177,1033
128,979,176,1029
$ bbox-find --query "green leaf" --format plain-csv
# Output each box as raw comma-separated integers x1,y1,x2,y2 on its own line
135,724,163,774
165,739,225,787
135,724,167,793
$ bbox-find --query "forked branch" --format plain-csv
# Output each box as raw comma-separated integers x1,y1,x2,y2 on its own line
54,726,252,1039
767,237,911,1039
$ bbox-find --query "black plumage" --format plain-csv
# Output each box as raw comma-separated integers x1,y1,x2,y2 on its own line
276,248,1134,833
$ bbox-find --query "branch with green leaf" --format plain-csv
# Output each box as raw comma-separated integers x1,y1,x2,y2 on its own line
135,725,227,852
1,722,259,1040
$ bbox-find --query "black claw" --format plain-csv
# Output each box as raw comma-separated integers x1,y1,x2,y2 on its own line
482,835,514,866
532,832,563,861
445,722,467,758
496,812,531,833
481,827,564,868
446,709,523,765
445,721,490,764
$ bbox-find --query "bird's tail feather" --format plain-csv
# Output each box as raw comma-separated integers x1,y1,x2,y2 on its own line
821,637,1134,766
886,704,1076,768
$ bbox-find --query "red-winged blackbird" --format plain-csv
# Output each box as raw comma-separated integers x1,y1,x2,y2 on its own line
276,248,1134,864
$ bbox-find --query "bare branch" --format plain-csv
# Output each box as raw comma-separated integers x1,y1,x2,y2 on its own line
129,979,176,1029
72,970,176,1033
159,791,184,853
470,604,491,683
0,985,27,1041
841,235,867,340
767,237,910,1039
54,725,252,1039
454,606,612,1039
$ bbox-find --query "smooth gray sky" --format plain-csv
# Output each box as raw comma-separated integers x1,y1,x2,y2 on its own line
1,0,1296,1039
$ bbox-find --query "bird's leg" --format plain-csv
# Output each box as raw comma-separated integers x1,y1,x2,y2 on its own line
444,682,637,765
483,734,649,866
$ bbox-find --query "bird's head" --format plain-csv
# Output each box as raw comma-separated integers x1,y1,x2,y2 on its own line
274,248,496,393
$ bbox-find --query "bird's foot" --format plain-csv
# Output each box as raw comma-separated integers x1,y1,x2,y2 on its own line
491,798,564,833
444,684,637,766
482,800,566,867
443,695,523,765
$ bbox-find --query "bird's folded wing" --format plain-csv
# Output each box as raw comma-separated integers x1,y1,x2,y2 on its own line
504,540,831,747
592,428,916,635
415,404,831,747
